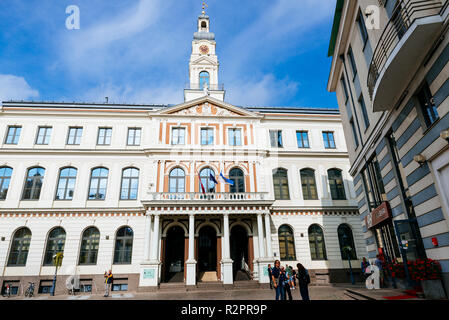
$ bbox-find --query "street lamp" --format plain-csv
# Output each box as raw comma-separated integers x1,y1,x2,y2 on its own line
342,234,355,285
50,242,64,296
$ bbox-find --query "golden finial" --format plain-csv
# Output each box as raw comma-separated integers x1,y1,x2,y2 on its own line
202,1,208,15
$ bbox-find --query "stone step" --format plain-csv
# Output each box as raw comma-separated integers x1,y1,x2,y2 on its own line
159,283,187,292
232,281,260,289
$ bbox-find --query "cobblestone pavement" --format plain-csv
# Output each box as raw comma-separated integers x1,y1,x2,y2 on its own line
1,286,354,301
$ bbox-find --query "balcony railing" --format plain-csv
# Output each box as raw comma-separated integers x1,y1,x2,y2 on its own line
185,83,225,91
147,192,270,202
368,0,444,98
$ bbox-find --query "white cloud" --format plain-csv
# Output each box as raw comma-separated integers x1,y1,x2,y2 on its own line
80,82,182,105
226,74,299,107
0,74,39,102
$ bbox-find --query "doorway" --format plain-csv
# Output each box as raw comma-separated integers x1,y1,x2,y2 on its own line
230,225,250,280
163,226,185,283
198,226,217,273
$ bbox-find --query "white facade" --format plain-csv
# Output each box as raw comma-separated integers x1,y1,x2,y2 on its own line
0,12,365,295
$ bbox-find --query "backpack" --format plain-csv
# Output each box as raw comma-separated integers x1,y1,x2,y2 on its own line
297,270,310,286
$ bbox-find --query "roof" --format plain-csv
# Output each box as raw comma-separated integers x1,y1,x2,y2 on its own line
1,100,340,115
327,0,345,57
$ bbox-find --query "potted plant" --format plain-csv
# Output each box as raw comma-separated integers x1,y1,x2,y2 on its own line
409,259,446,300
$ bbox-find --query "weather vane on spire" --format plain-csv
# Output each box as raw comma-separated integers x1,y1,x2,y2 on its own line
202,1,208,15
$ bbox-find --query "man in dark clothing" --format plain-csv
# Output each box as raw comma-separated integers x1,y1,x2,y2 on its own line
271,260,284,300
267,264,273,289
104,270,113,297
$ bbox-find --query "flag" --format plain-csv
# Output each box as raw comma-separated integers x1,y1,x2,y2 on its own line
210,173,218,185
198,173,206,194
220,172,234,185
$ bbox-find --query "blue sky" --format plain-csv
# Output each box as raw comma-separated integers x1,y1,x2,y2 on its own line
0,0,337,108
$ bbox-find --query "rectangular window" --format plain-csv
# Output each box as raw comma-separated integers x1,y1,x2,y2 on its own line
323,132,336,149
362,155,387,211
127,128,141,146
201,128,214,145
112,283,128,292
341,77,349,104
348,46,358,80
172,127,186,145
97,128,112,145
358,93,370,129
417,82,439,128
36,127,52,145
5,126,21,145
67,127,83,145
296,131,310,148
357,9,369,46
350,119,359,147
228,128,242,146
38,280,53,294
269,130,283,148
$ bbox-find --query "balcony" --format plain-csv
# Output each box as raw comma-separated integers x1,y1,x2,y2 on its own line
143,192,272,205
185,83,225,91
368,0,445,112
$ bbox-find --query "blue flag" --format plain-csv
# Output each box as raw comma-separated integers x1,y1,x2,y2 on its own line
220,172,234,185
210,173,219,185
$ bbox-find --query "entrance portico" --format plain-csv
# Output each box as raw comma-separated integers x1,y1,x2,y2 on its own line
139,192,274,289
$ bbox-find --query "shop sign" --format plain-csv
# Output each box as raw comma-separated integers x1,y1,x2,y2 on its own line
365,202,392,229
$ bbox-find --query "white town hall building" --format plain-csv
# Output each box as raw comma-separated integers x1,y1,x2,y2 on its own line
0,10,366,295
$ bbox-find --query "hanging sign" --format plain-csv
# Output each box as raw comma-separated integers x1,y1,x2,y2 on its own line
365,202,392,229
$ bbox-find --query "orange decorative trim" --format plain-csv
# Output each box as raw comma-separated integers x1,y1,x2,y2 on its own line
253,163,258,193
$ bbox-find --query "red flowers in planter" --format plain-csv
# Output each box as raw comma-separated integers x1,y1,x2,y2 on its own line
387,259,442,281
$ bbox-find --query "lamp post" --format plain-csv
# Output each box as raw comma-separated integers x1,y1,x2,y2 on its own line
50,242,64,296
342,234,355,285
343,245,355,285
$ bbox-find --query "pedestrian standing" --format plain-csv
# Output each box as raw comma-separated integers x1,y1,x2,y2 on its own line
374,255,384,288
271,260,284,300
296,263,311,301
5,284,10,298
104,270,113,297
292,268,297,289
361,257,370,281
267,264,273,290
281,267,292,300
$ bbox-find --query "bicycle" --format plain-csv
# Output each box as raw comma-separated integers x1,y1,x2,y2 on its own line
24,282,35,298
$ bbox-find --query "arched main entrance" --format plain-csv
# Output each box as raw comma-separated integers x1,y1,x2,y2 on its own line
230,225,250,280
197,226,218,281
163,226,185,283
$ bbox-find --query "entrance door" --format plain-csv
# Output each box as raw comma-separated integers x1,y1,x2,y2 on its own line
198,226,217,272
230,225,249,280
164,226,185,283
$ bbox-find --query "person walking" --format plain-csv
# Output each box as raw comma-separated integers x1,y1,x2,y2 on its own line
267,264,273,290
296,263,311,301
104,270,113,297
281,266,292,300
271,260,284,300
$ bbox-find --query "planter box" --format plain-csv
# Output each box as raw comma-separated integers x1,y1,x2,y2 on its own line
422,280,447,300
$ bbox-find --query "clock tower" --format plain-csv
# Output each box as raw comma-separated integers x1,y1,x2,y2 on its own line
184,5,225,102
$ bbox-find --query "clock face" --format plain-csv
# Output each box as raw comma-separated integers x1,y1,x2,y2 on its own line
199,45,209,55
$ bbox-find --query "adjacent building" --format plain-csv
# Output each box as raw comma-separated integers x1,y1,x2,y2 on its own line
0,10,365,295
327,0,449,291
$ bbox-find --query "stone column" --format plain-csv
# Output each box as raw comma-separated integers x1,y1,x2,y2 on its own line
139,213,161,288
264,213,273,258
150,214,160,261
143,212,152,261
257,213,265,258
186,213,197,286
222,214,233,285
257,212,271,284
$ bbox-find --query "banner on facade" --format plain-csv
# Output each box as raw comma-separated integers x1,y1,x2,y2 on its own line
365,202,392,229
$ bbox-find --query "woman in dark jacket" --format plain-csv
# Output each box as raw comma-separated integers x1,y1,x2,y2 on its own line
296,263,310,301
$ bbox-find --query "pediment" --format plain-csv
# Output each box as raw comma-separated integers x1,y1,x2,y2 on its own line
191,56,218,66
158,96,260,118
